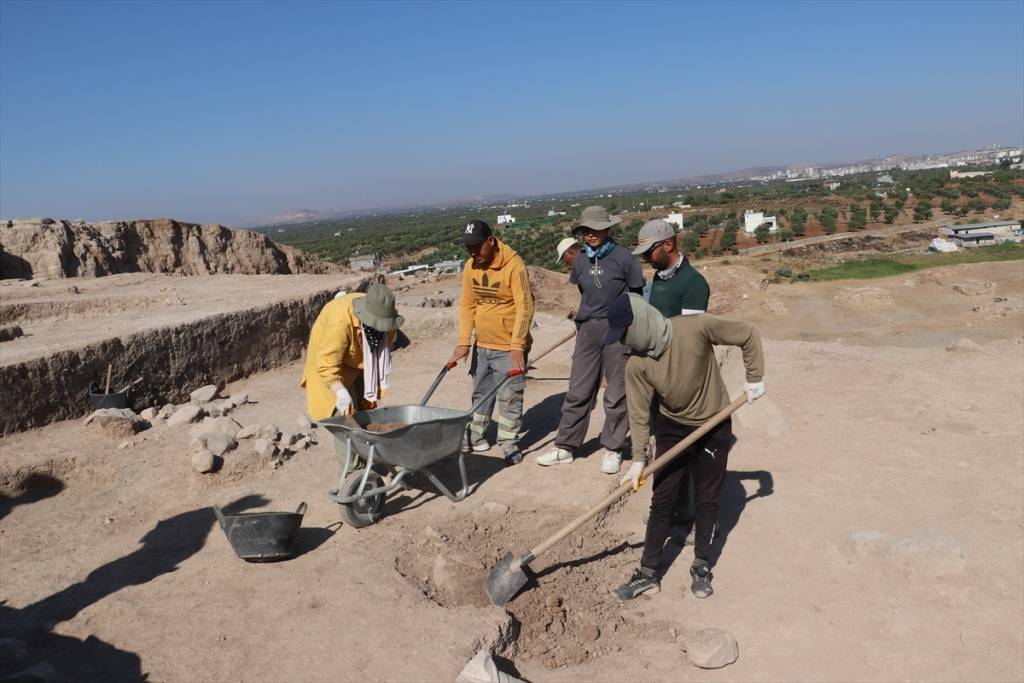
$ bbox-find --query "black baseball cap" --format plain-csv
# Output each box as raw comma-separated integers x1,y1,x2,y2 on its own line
462,219,493,246
603,293,634,345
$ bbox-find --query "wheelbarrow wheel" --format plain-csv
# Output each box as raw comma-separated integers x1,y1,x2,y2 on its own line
339,471,385,528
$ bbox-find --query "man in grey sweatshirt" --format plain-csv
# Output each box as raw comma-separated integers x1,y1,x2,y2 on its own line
603,293,766,601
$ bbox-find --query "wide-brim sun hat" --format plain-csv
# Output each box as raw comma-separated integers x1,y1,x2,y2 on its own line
352,283,404,332
571,205,621,235
554,237,578,264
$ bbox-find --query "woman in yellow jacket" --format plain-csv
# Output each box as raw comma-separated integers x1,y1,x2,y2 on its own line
301,283,404,421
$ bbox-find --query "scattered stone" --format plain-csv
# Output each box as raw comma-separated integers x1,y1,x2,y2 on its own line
479,502,509,516
190,416,242,439
294,436,311,450
117,439,132,450
140,407,160,421
191,449,216,473
83,408,147,439
228,393,249,408
0,325,24,342
296,415,313,431
207,408,222,418
456,649,526,683
236,424,259,440
167,405,204,427
277,431,298,447
945,338,981,352
189,384,219,404
253,438,277,458
423,525,448,546
192,432,237,457
848,530,897,559
67,284,80,294
893,535,966,577
580,624,601,642
257,423,280,440
214,399,235,415
160,403,176,418
681,628,739,669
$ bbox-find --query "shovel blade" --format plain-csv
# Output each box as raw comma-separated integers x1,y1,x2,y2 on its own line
485,551,529,606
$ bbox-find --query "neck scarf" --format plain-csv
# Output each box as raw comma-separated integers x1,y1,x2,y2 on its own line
584,238,615,259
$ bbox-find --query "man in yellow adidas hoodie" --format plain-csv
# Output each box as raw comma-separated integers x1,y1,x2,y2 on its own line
448,220,534,465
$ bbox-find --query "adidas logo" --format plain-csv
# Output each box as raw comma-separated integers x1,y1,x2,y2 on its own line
472,273,502,299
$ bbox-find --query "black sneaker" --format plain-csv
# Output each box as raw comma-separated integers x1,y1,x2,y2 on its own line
503,449,523,466
611,567,660,601
690,564,714,599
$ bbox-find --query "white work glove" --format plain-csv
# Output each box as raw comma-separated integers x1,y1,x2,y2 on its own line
333,385,353,415
743,380,766,404
620,461,645,491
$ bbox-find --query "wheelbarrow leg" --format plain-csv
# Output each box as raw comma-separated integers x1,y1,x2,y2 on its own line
420,451,470,503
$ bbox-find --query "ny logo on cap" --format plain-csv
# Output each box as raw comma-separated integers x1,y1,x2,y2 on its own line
465,223,475,234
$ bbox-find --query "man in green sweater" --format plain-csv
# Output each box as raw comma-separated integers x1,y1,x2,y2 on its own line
604,293,766,601
633,219,710,317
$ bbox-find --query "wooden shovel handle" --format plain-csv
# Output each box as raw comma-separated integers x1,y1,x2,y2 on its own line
526,394,748,562
530,329,576,365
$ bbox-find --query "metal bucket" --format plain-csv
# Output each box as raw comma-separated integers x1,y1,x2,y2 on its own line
214,502,307,562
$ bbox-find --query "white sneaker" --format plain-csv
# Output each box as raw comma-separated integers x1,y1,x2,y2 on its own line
462,438,491,453
537,447,574,466
600,449,623,475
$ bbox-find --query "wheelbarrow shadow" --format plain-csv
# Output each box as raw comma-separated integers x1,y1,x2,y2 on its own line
381,450,510,517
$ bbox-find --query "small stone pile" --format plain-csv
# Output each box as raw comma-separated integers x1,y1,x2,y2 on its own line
236,414,318,469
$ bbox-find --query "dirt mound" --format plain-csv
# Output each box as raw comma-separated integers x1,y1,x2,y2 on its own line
0,218,336,279
527,267,576,317
392,502,675,670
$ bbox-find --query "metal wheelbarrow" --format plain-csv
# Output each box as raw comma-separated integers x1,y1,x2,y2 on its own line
317,363,523,528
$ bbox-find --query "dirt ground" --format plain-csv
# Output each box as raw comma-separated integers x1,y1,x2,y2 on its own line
1,258,1022,682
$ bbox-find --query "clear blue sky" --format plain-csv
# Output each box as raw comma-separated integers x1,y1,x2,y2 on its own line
2,0,1022,225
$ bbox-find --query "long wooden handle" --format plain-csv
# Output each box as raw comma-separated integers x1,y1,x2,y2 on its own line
530,329,576,365
526,394,748,562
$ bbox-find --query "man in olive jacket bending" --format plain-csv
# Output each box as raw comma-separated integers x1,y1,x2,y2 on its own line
604,293,766,601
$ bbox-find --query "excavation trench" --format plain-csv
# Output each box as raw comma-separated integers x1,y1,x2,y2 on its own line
393,504,677,670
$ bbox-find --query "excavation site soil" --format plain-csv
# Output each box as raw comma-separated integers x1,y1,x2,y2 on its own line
1,256,1022,682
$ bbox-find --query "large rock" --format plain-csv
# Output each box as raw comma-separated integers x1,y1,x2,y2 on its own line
236,424,259,440
191,449,217,473
190,385,219,404
83,408,147,439
189,416,242,440
681,628,739,669
253,438,277,458
191,432,237,457
456,650,526,683
167,405,204,427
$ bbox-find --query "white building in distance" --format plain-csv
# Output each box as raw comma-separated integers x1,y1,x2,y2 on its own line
743,210,778,235
665,212,685,228
497,214,516,225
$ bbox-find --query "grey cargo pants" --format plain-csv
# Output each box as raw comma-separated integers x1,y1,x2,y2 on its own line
554,317,630,454
469,346,527,455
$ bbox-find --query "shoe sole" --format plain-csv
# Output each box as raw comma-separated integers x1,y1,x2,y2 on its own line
536,458,573,467
691,589,713,599
600,465,621,474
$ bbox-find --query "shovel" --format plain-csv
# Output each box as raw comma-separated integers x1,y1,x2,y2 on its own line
485,394,748,606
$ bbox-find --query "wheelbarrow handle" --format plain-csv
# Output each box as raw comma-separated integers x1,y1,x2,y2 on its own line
213,506,227,531
468,368,524,415
295,501,307,516
419,361,458,406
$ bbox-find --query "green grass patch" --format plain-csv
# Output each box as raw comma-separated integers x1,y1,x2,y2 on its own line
805,242,1024,281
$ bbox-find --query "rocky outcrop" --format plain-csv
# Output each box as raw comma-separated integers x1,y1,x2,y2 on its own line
0,289,335,435
0,217,335,279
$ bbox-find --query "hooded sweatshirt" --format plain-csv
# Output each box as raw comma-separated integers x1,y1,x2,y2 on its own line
622,294,765,462
458,239,534,352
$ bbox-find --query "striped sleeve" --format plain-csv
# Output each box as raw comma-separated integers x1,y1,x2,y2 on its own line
509,258,534,351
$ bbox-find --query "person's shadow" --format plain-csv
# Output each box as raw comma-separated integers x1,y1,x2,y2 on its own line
3,495,268,682
659,469,774,573
518,392,567,454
